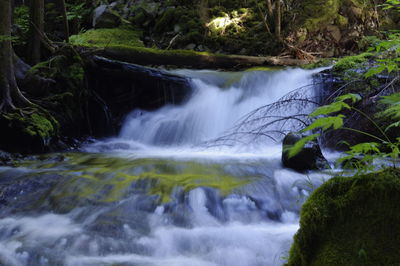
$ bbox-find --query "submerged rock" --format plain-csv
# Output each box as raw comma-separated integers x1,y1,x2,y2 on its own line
287,168,400,265
282,132,329,172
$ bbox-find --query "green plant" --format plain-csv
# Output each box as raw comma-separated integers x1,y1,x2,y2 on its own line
289,92,400,173
381,0,400,12
66,3,90,21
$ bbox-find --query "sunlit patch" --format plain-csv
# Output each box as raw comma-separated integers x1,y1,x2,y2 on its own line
206,10,248,35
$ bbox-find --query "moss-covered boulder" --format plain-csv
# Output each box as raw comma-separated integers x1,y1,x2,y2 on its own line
23,47,97,139
0,108,59,154
287,168,400,265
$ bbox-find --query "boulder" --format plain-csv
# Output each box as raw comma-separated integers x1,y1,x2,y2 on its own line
282,132,330,172
287,168,400,265
93,5,122,29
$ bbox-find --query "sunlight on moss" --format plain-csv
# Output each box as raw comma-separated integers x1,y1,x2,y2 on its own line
207,10,248,35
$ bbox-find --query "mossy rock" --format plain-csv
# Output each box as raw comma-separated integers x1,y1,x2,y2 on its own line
0,108,59,154
25,47,91,138
332,52,373,73
287,168,400,265
69,26,144,48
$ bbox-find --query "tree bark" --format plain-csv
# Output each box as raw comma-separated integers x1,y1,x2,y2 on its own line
83,47,311,70
0,0,32,111
29,0,44,64
58,0,69,42
266,0,274,18
274,0,281,39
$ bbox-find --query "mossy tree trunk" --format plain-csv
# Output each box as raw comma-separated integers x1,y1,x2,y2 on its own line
0,0,32,111
29,0,44,64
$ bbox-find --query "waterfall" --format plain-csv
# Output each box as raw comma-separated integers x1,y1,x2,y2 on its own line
118,68,324,149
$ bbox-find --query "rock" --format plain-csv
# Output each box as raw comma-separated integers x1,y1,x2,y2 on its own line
282,132,330,172
185,43,196,50
86,56,191,131
0,109,59,154
174,24,181,33
287,168,400,265
93,5,122,29
326,25,341,42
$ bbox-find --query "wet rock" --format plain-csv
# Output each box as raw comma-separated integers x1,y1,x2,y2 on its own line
86,56,191,131
282,132,330,172
93,5,122,29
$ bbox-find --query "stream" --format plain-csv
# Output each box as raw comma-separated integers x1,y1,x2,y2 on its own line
0,67,330,266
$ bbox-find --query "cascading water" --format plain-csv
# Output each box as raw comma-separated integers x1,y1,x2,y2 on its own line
0,67,329,266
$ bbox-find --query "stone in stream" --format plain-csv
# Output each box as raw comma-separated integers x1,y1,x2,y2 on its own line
282,132,330,172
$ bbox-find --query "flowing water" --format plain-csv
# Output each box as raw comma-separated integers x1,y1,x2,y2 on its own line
0,67,330,266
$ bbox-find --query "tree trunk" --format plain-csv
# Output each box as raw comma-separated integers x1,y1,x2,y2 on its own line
29,0,44,64
274,0,281,39
266,0,274,19
0,0,32,111
58,0,69,42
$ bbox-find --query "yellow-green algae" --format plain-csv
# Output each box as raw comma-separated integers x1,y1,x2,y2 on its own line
287,168,400,265
18,153,257,207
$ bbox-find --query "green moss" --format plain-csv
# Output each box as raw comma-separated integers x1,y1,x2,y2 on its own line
245,66,284,72
336,14,349,27
287,168,400,265
69,26,144,48
154,8,180,33
332,52,373,73
301,0,341,32
0,108,59,153
24,113,57,139
301,58,335,69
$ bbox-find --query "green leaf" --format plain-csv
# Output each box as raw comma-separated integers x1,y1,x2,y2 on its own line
349,142,381,154
385,121,400,132
302,115,345,132
310,102,350,117
365,65,386,78
286,134,320,158
380,92,400,105
335,93,362,104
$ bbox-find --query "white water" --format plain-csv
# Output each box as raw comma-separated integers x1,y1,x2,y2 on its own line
119,68,321,148
0,67,329,266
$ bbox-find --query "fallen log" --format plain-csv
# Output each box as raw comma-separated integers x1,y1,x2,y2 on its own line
79,46,312,70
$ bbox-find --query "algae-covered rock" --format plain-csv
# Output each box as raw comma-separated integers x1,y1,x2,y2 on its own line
287,168,400,265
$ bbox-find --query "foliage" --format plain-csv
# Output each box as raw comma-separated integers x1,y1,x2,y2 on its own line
289,91,400,173
66,3,90,21
13,6,30,46
381,0,400,12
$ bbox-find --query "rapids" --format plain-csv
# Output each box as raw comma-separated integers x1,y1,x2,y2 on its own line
0,67,330,266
